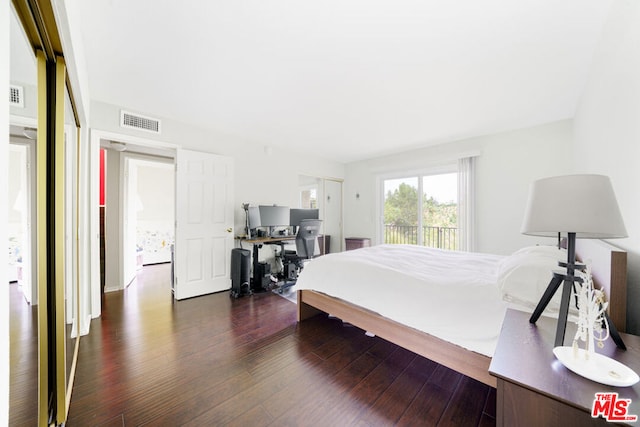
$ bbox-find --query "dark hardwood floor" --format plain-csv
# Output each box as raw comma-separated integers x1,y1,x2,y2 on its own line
67,264,496,426
9,280,38,427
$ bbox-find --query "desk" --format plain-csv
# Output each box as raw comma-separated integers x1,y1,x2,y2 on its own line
239,236,296,290
490,309,640,426
244,236,295,245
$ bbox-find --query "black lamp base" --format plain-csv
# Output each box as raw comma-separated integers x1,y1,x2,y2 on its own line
528,232,626,350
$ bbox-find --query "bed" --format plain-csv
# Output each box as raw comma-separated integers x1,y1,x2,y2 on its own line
295,240,627,387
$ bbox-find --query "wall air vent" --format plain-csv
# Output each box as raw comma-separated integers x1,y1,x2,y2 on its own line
9,85,24,108
120,110,161,134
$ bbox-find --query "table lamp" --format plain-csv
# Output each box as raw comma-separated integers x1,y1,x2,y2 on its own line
521,174,627,348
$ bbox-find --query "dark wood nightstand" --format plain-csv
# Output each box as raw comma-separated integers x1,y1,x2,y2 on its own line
345,237,371,251
489,309,640,426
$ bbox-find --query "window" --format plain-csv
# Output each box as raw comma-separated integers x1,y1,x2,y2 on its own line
383,172,458,250
381,156,475,251
422,173,458,249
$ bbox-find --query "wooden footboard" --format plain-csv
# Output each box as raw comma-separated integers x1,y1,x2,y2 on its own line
297,289,495,387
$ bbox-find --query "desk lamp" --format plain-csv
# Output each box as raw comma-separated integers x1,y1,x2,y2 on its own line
521,174,627,348
242,203,250,237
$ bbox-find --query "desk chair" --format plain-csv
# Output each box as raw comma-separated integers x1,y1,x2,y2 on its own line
281,219,322,289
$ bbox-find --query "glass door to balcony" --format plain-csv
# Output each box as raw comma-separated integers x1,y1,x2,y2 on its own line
383,171,458,250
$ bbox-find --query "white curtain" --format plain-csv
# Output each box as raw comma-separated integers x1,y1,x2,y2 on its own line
457,156,476,252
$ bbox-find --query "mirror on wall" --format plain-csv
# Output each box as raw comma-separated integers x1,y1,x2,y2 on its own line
298,175,321,210
297,175,343,254
8,3,38,425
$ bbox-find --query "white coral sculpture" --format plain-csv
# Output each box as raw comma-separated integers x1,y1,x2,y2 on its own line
572,264,610,360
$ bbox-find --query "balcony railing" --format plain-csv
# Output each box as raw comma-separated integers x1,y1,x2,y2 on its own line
384,224,458,250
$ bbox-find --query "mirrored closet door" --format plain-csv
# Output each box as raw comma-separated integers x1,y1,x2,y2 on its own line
9,3,39,425
10,1,82,424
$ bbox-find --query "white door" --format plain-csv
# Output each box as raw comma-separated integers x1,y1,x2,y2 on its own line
122,156,138,288
174,149,234,300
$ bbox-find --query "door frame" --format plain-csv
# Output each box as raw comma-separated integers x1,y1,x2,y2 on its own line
121,154,176,287
88,129,179,322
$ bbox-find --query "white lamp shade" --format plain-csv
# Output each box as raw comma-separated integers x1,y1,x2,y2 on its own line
521,174,627,238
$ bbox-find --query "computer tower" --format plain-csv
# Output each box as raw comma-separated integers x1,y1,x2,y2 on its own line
230,248,251,298
253,262,271,292
284,262,298,280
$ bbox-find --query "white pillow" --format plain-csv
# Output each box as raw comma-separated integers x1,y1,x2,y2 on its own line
497,245,568,311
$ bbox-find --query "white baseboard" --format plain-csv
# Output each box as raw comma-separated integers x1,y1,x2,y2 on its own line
103,284,121,293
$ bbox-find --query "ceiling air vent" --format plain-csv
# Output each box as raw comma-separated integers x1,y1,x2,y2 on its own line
9,85,24,108
120,110,161,134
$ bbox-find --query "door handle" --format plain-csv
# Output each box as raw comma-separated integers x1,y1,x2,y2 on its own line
226,228,233,233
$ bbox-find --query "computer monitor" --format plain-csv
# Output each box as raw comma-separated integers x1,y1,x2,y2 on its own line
258,205,290,228
290,208,319,227
248,206,261,230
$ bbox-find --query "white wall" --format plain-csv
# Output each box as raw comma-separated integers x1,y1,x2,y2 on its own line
344,120,572,255
475,121,572,254
91,100,345,241
1,0,10,423
573,0,640,334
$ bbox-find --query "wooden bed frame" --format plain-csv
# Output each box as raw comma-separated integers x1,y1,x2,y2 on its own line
296,240,627,388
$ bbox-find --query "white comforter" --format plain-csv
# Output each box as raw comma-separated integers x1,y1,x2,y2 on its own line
295,244,511,357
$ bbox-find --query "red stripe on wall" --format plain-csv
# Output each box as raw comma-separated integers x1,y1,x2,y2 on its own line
100,149,106,206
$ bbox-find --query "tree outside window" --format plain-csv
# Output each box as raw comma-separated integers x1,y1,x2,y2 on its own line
383,173,458,250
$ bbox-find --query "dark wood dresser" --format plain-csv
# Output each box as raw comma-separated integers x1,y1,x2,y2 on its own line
345,237,371,251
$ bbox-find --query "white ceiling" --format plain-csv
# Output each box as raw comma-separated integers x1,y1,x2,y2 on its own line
76,0,612,163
